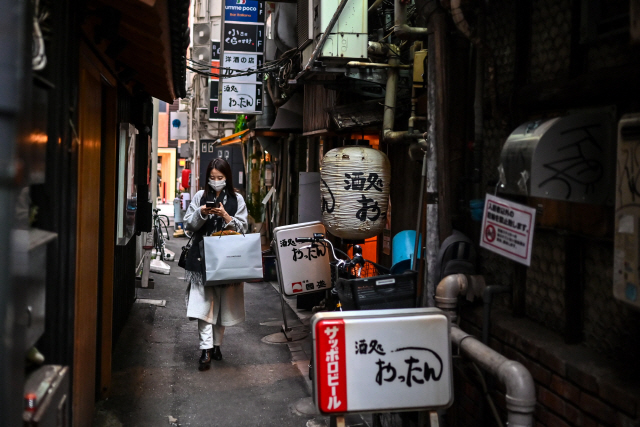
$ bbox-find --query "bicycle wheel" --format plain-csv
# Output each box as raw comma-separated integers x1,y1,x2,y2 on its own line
152,227,160,258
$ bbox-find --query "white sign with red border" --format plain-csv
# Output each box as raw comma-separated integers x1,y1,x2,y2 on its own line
480,194,536,266
312,308,453,414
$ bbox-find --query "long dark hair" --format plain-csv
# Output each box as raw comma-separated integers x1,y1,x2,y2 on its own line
204,157,237,201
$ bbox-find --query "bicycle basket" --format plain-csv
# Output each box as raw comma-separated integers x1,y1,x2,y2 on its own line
336,268,417,311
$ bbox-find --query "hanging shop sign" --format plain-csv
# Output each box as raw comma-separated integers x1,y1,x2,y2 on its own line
219,0,265,115
320,146,391,240
209,40,235,122
273,221,333,296
312,308,453,415
479,194,536,266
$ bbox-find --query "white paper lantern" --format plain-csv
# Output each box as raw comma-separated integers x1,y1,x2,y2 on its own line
320,146,390,240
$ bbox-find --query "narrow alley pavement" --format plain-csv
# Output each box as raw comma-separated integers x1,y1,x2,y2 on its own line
93,212,371,427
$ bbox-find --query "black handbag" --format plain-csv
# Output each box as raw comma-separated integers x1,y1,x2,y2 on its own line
178,234,193,268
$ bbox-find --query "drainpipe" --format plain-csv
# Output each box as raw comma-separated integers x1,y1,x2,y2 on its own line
394,0,429,40
451,327,536,427
382,55,423,144
434,274,468,320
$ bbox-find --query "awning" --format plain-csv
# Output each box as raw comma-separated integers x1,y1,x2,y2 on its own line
83,0,190,101
218,129,250,146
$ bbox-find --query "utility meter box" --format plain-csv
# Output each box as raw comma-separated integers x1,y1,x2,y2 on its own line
614,113,640,309
301,0,368,65
499,110,616,205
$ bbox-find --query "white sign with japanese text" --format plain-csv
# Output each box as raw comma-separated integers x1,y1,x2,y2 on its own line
273,221,333,296
219,82,263,113
312,308,453,414
219,0,264,114
220,52,263,84
479,194,536,266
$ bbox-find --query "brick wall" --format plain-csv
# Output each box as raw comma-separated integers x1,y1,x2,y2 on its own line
445,307,640,427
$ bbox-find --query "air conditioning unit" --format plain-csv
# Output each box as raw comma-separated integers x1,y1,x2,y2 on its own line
193,46,212,65
614,113,640,309
301,0,367,66
193,23,211,46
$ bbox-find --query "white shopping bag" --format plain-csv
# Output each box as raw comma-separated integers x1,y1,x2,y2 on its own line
201,233,263,286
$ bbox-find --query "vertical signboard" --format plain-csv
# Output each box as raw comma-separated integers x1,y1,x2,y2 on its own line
209,40,235,121
219,0,265,115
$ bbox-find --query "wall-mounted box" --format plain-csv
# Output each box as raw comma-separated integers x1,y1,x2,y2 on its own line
499,110,616,205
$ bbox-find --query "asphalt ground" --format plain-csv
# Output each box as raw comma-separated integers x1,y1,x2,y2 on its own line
94,226,372,427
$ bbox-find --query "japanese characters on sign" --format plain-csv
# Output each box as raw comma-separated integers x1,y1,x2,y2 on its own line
273,222,333,296
219,0,265,115
479,194,536,266
209,40,235,122
320,147,391,240
316,320,348,412
313,309,453,414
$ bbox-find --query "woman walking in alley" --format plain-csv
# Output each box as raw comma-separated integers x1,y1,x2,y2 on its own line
182,158,249,371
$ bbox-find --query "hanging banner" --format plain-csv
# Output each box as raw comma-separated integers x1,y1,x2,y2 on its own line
209,40,235,122
219,0,265,115
479,194,536,266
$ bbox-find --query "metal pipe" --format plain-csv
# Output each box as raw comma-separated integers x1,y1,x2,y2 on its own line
482,285,511,345
412,149,428,289
382,56,400,137
285,134,293,224
367,41,390,57
303,0,350,71
434,274,468,320
394,0,429,40
368,0,384,13
451,327,536,427
346,61,410,69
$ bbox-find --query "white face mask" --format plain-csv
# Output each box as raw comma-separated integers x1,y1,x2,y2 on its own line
208,179,226,192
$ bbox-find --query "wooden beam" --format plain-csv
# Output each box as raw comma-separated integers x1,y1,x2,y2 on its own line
98,85,118,399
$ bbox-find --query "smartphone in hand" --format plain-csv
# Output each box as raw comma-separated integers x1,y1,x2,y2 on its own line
206,201,215,208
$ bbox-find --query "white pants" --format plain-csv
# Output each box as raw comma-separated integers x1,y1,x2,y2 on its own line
198,319,225,349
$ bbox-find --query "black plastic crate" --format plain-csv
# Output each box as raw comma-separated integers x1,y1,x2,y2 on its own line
336,270,417,310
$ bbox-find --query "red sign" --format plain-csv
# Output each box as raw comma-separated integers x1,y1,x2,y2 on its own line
315,319,348,413
291,282,303,293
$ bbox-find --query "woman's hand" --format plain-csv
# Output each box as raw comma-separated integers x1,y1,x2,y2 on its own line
201,206,216,216
211,204,232,223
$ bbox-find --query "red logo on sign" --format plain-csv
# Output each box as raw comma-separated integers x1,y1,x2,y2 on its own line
316,319,347,413
292,282,303,293
485,225,496,242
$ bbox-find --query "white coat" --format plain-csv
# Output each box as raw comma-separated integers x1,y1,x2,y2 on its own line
183,189,249,326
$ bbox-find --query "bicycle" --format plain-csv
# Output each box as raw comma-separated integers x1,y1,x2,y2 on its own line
152,208,171,262
295,233,416,427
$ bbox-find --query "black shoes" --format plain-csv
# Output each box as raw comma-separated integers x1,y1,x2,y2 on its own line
212,345,222,361
198,346,222,370
198,349,211,371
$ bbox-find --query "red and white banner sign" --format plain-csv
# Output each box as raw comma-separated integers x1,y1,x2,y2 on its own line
313,309,453,414
480,194,536,266
315,319,348,413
